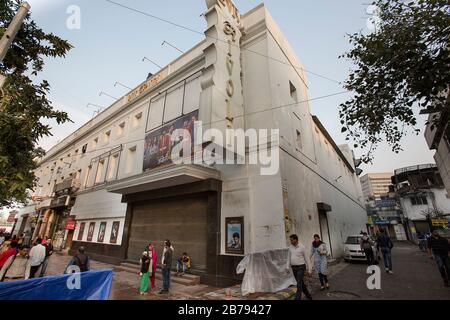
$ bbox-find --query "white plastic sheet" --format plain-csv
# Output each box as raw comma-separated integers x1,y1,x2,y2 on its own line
236,248,296,296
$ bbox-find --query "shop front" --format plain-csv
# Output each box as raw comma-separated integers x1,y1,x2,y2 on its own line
107,164,243,286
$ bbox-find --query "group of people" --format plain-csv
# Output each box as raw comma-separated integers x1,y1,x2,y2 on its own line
359,229,394,273
0,236,53,281
139,240,192,295
288,234,331,301
360,228,449,287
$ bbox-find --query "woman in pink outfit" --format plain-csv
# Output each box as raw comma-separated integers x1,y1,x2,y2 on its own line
148,244,158,290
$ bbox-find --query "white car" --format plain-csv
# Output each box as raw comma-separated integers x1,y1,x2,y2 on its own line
343,235,377,262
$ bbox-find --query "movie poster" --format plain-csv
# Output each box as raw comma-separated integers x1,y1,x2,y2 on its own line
110,221,120,244
225,217,244,255
143,110,199,172
87,222,95,242
77,222,86,241
97,222,107,243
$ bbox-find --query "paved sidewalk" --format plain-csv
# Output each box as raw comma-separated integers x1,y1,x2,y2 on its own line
34,242,449,300
45,253,219,300
313,242,450,300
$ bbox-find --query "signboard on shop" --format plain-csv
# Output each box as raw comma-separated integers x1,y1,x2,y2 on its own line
65,219,76,230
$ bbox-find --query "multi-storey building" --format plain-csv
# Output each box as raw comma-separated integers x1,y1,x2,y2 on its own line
360,172,393,201
424,92,450,197
18,1,367,286
392,164,450,242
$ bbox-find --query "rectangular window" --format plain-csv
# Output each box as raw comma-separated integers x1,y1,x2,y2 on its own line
411,196,428,206
107,154,119,180
125,146,137,174
82,144,88,154
147,94,165,131
95,160,105,184
164,84,184,122
183,75,201,113
296,129,302,149
289,81,298,102
84,165,92,187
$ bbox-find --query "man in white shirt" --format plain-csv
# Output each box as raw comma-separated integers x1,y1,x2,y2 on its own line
289,234,313,300
27,238,46,279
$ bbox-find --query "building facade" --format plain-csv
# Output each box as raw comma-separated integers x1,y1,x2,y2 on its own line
360,172,393,201
424,93,450,197
23,1,367,286
392,164,450,243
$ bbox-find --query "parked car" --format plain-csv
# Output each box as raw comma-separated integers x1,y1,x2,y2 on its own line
343,234,377,262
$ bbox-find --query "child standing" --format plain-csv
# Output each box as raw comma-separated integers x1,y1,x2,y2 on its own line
140,251,150,295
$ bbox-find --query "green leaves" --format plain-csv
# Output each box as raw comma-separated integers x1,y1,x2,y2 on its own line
340,0,450,163
0,0,72,207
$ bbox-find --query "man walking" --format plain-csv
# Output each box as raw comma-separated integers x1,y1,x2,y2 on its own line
39,239,53,277
27,238,46,278
360,232,374,265
377,229,394,274
289,234,313,300
159,240,173,294
0,245,30,281
427,229,450,287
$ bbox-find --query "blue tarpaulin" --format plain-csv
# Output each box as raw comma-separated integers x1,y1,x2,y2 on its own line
0,269,113,300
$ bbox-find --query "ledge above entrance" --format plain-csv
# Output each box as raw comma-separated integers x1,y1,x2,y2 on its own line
106,164,222,196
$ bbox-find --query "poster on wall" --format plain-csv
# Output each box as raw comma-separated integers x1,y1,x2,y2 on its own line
225,217,244,255
86,222,95,242
77,222,86,241
97,222,107,243
143,110,199,172
110,221,120,244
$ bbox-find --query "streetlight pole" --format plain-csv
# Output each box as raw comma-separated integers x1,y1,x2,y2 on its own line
0,2,31,88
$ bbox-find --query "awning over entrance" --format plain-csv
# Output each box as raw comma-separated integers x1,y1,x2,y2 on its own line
106,164,221,195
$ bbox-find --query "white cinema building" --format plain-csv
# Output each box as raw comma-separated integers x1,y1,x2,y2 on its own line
20,1,367,286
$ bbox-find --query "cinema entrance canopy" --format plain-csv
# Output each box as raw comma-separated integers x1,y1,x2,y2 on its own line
106,164,221,196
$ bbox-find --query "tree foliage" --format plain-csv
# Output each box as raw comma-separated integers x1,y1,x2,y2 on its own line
0,0,72,207
340,0,450,162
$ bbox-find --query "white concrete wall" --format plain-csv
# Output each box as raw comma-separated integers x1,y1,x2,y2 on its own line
401,188,450,220
232,5,366,258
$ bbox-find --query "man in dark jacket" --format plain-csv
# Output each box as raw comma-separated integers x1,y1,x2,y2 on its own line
427,229,450,287
377,229,394,274
159,240,173,294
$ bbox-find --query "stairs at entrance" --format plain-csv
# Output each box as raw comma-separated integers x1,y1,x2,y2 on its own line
114,262,201,286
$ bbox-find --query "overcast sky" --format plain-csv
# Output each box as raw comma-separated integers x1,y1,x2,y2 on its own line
22,0,435,175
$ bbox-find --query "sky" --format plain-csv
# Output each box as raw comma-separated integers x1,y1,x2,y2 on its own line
20,0,435,175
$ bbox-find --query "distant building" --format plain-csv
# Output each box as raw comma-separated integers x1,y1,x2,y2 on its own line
392,164,450,242
365,193,407,241
424,93,450,197
360,172,393,201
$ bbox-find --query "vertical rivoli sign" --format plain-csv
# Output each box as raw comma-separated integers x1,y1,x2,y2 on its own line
201,0,244,146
